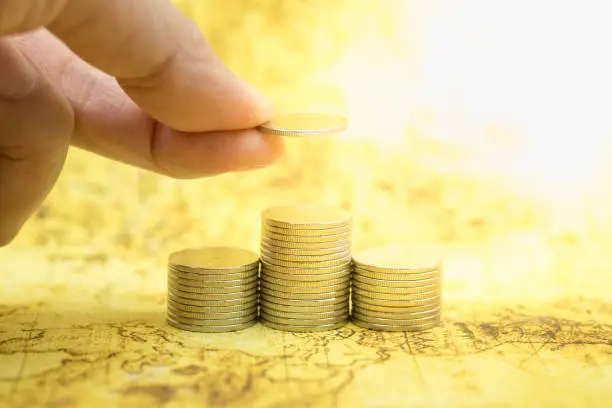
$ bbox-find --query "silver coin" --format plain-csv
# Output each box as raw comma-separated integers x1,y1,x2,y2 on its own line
351,287,440,301
168,310,257,326
351,292,441,307
260,298,348,314
351,317,440,332
350,300,440,314
261,248,351,261
352,273,441,288
260,248,351,263
259,294,349,307
352,312,441,326
260,279,349,294
262,246,350,258
351,281,440,294
261,273,350,287
262,219,350,231
261,313,348,327
262,219,351,231
354,266,441,280
169,247,260,273
351,245,441,273
263,220,350,232
260,318,347,332
168,290,258,305
261,262,351,275
168,279,258,295
260,286,350,300
262,223,350,237
260,254,351,269
167,297,257,313
352,262,440,274
167,317,257,333
263,206,350,229
260,241,350,256
168,267,258,282
354,268,441,282
167,286,257,302
168,263,260,274
256,112,348,137
262,230,350,244
167,304,257,320
168,274,258,289
352,307,441,321
261,268,350,282
260,305,348,320
261,237,350,250
262,222,350,236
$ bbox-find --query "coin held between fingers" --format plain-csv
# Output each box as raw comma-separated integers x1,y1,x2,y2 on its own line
257,112,348,137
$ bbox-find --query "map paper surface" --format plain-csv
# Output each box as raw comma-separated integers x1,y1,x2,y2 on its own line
1,2,611,404
1,244,610,408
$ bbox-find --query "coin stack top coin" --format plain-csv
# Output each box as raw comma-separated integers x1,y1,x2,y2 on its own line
350,245,442,332
259,205,352,332
166,247,259,333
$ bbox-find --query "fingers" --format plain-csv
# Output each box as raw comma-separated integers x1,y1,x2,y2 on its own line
0,39,73,246
0,0,274,132
150,127,284,178
14,31,284,178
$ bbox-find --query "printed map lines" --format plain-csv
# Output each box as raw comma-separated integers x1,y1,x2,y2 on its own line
402,331,425,387
0,303,610,407
7,309,40,406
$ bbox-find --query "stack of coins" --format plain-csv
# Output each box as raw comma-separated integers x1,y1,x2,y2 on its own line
166,247,259,333
259,205,352,332
350,245,442,332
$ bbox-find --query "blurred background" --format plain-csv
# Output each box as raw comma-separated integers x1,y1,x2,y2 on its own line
4,0,612,304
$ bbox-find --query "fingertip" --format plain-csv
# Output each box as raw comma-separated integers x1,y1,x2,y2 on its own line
152,126,285,179
240,131,285,170
215,129,285,173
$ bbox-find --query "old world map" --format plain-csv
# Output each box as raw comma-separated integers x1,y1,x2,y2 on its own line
1,245,611,408
2,1,611,406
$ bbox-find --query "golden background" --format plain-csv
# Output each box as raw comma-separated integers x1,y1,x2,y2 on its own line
1,1,611,407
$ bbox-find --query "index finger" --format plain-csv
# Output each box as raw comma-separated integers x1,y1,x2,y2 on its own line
0,0,273,132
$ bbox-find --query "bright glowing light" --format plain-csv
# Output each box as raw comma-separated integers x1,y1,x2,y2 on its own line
334,0,612,196
333,42,420,147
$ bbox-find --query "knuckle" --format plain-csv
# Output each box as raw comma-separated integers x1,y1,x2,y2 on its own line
0,38,40,100
0,42,74,160
0,100,73,160
117,50,178,91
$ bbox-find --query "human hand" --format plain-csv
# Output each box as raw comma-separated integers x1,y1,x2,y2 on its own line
0,0,284,246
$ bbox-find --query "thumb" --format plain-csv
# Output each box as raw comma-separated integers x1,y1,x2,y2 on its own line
0,39,73,246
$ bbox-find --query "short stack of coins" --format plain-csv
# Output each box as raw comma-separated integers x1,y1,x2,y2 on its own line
166,247,259,332
350,245,442,332
259,205,352,332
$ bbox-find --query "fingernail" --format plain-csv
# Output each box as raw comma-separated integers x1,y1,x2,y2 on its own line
0,40,39,98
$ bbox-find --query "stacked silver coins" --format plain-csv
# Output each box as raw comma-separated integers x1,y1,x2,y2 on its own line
259,205,352,332
351,245,442,332
166,247,259,332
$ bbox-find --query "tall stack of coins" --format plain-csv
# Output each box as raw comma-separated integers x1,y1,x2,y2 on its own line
259,205,352,332
166,247,259,333
350,245,442,332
